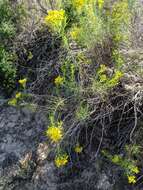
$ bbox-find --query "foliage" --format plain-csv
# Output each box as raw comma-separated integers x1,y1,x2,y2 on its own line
41,0,136,169
102,144,141,184
4,0,141,176
0,0,26,94
110,0,131,44
0,0,16,40
76,102,90,121
0,46,16,93
92,64,123,94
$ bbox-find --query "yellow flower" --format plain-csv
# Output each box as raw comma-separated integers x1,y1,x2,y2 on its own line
74,144,83,153
8,98,17,106
131,166,139,174
127,175,137,184
15,92,22,99
54,76,64,86
19,78,27,88
46,125,63,143
44,10,66,32
55,154,68,168
97,0,104,9
72,0,85,10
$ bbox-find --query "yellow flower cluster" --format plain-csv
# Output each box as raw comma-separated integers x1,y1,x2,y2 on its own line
46,121,63,143
127,175,137,184
127,166,139,184
19,78,27,88
54,76,64,86
8,92,22,106
44,10,66,32
55,154,68,168
97,0,104,9
74,144,83,153
72,0,85,11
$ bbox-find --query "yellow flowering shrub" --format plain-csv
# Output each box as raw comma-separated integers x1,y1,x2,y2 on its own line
46,121,63,143
44,10,66,33
55,154,68,168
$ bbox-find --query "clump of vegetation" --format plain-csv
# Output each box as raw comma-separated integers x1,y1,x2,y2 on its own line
103,144,141,184
0,0,26,94
8,78,27,106
3,0,143,187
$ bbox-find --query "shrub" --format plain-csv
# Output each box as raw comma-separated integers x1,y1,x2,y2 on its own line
35,0,138,170
0,46,16,93
0,0,25,94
